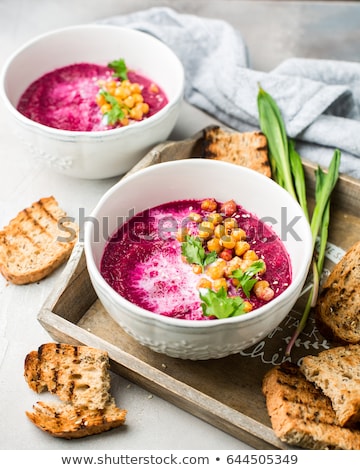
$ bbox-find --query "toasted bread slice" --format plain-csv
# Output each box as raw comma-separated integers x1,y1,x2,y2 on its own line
262,362,360,450
25,343,127,439
202,126,271,177
26,400,127,439
300,344,360,427
315,240,360,344
24,343,112,410
0,196,78,285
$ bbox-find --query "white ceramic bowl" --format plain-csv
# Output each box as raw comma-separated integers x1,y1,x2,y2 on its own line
84,159,313,360
0,24,184,179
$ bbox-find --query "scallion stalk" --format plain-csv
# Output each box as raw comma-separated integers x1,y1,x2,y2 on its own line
256,86,341,357
284,156,339,355
309,151,341,251
289,139,309,222
257,87,297,200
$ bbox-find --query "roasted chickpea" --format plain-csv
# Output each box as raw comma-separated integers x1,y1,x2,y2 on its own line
201,198,217,212
208,213,223,226
243,301,253,313
197,278,212,289
224,217,238,234
141,102,150,114
240,259,254,271
124,95,135,108
220,235,236,249
206,259,227,280
192,264,202,275
243,249,259,261
207,237,222,253
213,278,228,292
130,82,141,93
149,83,159,93
189,212,202,223
214,224,225,238
232,228,247,241
234,241,250,257
253,280,274,301
221,199,237,217
198,221,214,239
219,248,233,261
224,256,242,277
132,93,144,103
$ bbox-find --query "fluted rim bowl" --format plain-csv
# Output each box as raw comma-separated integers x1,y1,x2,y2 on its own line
0,24,184,179
84,159,313,360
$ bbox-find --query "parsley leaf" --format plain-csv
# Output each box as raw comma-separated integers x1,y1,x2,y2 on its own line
100,90,125,125
108,58,128,81
181,235,217,272
229,260,265,298
200,287,247,319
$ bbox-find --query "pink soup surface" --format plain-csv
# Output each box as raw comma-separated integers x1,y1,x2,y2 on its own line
100,199,292,321
17,63,168,131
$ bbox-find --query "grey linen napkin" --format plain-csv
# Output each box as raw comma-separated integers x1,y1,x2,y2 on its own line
99,7,360,179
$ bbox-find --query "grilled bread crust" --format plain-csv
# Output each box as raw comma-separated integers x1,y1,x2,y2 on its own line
26,400,127,439
300,344,360,428
24,343,112,410
262,362,360,450
202,126,271,177
24,343,127,439
0,196,78,285
315,240,360,344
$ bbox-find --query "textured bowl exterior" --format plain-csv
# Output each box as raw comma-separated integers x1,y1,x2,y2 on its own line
0,25,184,179
85,159,313,360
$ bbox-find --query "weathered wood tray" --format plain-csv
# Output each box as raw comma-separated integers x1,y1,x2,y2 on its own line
38,128,360,449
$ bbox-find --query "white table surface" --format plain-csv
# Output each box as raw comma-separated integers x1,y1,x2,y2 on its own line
1,0,360,452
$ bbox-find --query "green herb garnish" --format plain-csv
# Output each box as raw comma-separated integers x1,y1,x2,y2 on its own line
200,287,247,319
108,58,128,81
257,86,341,356
230,260,265,298
181,235,217,272
99,90,125,125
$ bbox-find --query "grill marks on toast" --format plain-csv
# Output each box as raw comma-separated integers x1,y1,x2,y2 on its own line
202,126,271,177
315,240,360,344
0,196,78,284
262,362,360,450
27,401,127,439
300,344,360,428
25,343,111,410
24,343,127,439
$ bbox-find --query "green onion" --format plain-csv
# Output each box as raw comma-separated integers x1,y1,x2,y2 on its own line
284,155,340,355
289,139,309,222
257,86,297,200
257,86,341,357
309,151,341,251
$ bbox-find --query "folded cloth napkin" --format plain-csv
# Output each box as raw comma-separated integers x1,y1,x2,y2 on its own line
99,7,360,179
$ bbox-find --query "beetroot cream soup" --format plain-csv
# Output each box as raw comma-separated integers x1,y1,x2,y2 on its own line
100,199,292,321
17,62,168,132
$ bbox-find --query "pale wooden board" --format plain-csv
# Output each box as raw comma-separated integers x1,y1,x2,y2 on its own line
38,128,360,449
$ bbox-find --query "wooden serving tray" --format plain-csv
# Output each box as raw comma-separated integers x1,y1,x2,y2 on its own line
38,129,360,449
